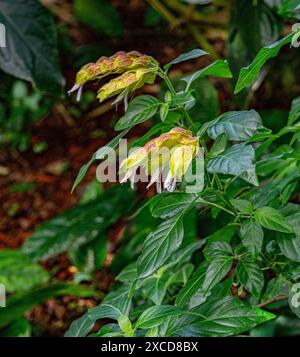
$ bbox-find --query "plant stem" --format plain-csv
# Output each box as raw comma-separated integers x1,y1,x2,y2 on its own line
200,199,236,217
161,69,197,133
257,295,288,308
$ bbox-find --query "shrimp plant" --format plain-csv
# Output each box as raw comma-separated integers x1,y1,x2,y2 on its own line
64,28,300,337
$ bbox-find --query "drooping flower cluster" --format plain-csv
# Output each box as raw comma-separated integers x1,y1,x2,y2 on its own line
68,51,158,103
120,128,200,192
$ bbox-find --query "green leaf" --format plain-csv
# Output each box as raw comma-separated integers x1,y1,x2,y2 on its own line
22,186,135,262
150,193,197,219
262,275,291,302
231,199,253,215
0,250,49,293
175,263,208,307
204,241,233,258
169,296,276,337
254,207,294,233
288,96,300,125
95,129,130,159
277,212,300,262
0,0,64,94
116,263,137,283
160,103,169,121
182,60,232,90
236,258,264,299
240,219,264,255
115,96,161,131
168,91,195,108
72,129,130,192
74,0,123,37
137,213,185,278
207,110,262,141
204,225,236,245
209,133,228,158
234,32,295,94
279,0,300,18
0,283,98,329
71,154,96,193
207,143,256,179
140,274,170,305
136,305,184,329
165,49,208,69
202,254,233,294
65,285,131,337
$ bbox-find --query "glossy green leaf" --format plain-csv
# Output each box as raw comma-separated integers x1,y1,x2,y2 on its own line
140,274,170,305
207,110,262,141
254,207,294,233
236,258,264,299
136,305,184,329
150,193,197,219
165,49,208,69
234,32,295,94
137,213,185,278
209,133,228,158
115,95,161,130
182,60,232,90
203,255,233,294
207,143,256,178
175,263,208,307
169,296,276,336
231,199,253,215
66,285,131,337
240,219,264,255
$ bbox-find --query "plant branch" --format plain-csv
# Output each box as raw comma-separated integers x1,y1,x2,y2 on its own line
257,295,288,309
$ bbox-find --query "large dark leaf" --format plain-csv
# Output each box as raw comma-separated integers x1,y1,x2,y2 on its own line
0,0,64,94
